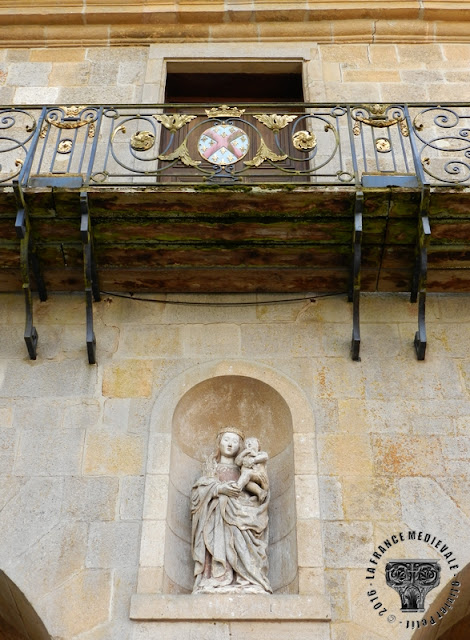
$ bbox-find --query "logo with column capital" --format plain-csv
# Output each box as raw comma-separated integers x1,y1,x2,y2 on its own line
364,530,461,632
385,559,441,612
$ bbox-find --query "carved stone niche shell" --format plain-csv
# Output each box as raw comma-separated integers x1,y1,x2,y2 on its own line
167,375,297,595
132,363,331,630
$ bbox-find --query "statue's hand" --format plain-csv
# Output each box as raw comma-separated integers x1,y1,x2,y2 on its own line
218,482,241,497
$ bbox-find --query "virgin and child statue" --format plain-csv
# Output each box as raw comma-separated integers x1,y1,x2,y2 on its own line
191,426,272,594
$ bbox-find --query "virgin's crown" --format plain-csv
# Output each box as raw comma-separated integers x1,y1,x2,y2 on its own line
217,425,245,440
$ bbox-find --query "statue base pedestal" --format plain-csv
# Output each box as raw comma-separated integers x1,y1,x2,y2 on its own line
130,593,331,621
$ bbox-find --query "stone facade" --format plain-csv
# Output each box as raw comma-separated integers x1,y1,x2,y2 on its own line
0,292,469,639
3,42,470,105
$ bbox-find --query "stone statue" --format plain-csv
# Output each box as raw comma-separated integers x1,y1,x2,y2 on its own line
191,426,272,594
234,437,269,503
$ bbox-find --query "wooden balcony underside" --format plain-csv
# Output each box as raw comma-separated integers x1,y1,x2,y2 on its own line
1,185,469,294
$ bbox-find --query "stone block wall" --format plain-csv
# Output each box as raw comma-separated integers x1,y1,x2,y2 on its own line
0,42,470,106
0,291,469,639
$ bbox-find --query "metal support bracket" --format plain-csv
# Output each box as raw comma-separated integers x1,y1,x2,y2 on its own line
411,187,431,360
13,181,47,360
349,190,363,361
80,191,101,364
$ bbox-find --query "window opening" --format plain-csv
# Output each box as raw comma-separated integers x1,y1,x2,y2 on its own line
160,68,305,183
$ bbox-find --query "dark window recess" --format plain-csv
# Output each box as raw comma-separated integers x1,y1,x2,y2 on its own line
165,73,304,103
160,71,306,183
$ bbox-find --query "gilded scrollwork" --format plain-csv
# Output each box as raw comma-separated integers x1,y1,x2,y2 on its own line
292,130,317,151
41,106,97,140
0,109,38,183
111,124,126,142
153,114,197,133
253,114,297,134
46,107,94,131
352,104,409,137
158,139,201,168
244,140,287,168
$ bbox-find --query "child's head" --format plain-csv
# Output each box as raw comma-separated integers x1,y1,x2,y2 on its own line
245,437,260,453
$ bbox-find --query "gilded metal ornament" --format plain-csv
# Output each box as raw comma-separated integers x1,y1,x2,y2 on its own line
112,124,126,141
46,118,89,131
399,119,410,137
42,106,96,140
352,104,409,137
158,139,201,168
130,130,156,151
57,139,73,154
253,114,297,133
46,107,91,130
61,105,87,118
369,103,388,117
204,105,245,119
153,114,197,133
292,130,317,151
375,137,391,153
244,140,287,168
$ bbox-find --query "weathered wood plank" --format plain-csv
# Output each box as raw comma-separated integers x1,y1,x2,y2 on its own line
0,184,467,294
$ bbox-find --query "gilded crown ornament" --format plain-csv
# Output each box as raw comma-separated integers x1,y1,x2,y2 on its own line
205,105,245,119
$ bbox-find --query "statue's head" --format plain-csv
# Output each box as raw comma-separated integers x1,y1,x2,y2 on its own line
245,437,260,453
215,426,245,460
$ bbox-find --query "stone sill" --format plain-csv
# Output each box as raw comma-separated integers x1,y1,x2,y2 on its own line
130,594,331,622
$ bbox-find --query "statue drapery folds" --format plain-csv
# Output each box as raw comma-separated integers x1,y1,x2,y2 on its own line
191,427,272,594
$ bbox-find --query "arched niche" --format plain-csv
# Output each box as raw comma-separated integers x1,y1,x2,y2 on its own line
0,570,50,640
164,375,298,594
133,359,329,623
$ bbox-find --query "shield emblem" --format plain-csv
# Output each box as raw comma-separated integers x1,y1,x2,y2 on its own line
198,124,249,166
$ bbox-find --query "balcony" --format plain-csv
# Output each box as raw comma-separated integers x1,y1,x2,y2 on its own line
2,102,470,362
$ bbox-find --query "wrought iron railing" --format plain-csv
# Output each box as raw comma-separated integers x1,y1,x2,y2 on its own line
3,102,470,189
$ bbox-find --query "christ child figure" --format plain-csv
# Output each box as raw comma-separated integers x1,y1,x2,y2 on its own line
235,437,269,502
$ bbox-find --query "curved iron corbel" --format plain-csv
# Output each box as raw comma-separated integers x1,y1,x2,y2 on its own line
80,192,101,364
14,183,47,359
411,187,431,360
350,190,363,361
